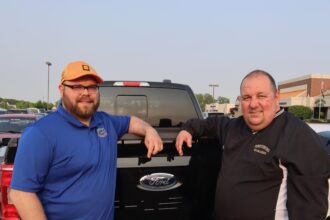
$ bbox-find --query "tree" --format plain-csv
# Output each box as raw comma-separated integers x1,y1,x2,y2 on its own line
195,93,228,111
217,96,230,104
15,101,34,109
204,93,214,104
196,94,207,111
196,93,214,111
0,98,55,110
195,94,203,109
35,100,48,109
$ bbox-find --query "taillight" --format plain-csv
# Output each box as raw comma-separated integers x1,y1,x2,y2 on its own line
113,81,150,87
0,163,19,219
1,166,12,187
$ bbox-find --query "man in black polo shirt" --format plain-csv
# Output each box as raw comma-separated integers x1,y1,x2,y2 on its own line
176,70,330,220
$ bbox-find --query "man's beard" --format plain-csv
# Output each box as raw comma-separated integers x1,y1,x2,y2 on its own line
62,93,100,120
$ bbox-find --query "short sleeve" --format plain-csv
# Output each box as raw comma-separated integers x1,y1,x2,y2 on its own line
108,115,130,139
10,127,52,192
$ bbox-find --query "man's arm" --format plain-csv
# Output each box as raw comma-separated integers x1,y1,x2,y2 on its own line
128,116,163,158
9,189,47,220
285,124,330,220
175,117,226,156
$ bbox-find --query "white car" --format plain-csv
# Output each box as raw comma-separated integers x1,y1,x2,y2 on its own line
317,131,330,219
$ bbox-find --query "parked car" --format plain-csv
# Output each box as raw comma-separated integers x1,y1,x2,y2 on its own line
0,114,37,149
318,131,330,153
0,114,37,218
0,114,37,163
0,108,7,114
6,109,28,114
317,131,330,220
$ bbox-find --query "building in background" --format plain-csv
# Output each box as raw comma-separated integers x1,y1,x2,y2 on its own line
205,103,235,115
278,74,330,119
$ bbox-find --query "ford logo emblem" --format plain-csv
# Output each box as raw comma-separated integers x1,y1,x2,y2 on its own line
138,173,182,191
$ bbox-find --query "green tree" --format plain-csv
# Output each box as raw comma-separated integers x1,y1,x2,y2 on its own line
204,93,214,104
16,101,34,109
0,102,7,109
195,93,222,111
195,94,205,110
0,97,57,110
35,100,48,109
288,105,313,120
217,96,230,104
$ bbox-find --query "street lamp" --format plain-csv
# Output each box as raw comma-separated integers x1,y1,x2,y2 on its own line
209,84,219,102
45,61,52,110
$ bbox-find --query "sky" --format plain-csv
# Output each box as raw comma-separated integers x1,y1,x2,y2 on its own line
0,1,329,104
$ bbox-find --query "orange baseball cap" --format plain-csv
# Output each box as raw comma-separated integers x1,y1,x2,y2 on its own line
61,61,104,84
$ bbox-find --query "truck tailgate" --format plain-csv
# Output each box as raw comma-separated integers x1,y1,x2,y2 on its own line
115,130,221,220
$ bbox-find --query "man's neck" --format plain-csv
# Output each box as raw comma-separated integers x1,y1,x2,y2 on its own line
77,117,91,126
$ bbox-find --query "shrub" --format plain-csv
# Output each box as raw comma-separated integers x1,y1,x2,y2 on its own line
288,105,313,120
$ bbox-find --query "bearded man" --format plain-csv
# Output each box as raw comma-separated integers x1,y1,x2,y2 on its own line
9,61,163,220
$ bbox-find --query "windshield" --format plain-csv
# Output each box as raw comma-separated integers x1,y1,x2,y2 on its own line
0,117,35,133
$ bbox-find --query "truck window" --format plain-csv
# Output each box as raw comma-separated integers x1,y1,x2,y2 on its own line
115,95,147,119
99,87,198,127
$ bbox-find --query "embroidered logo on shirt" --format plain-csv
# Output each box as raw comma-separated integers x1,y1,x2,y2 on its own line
253,144,270,155
97,128,107,138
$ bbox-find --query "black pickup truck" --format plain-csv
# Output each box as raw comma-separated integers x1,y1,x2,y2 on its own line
99,80,221,220
0,80,221,220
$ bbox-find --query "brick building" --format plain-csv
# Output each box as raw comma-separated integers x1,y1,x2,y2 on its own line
278,74,330,119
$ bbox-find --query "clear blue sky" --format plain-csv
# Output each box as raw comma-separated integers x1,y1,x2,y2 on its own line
1,1,329,103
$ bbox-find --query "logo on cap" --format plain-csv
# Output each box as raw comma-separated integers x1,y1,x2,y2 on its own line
82,65,90,71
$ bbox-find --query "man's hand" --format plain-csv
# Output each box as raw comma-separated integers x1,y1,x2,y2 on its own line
175,130,192,156
128,116,163,158
144,127,163,158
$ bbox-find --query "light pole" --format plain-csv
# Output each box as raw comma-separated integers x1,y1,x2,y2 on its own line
45,61,52,110
319,80,324,120
209,84,219,102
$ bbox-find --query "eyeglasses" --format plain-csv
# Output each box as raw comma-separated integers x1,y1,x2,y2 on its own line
62,84,99,94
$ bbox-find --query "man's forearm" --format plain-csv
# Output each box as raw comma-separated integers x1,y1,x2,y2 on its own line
128,116,163,158
128,116,151,136
9,189,47,220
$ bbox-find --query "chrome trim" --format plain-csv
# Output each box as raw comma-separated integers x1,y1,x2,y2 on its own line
1,167,13,171
117,156,190,168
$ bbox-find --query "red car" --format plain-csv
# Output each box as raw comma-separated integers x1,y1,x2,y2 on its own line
0,114,37,219
0,114,36,147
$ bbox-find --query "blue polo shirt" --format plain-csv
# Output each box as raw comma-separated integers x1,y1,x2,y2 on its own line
10,104,130,220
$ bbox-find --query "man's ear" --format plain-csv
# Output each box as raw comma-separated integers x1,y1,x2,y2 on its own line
275,90,280,101
59,84,64,98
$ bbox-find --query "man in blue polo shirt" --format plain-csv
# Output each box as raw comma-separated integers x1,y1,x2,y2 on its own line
9,61,163,220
